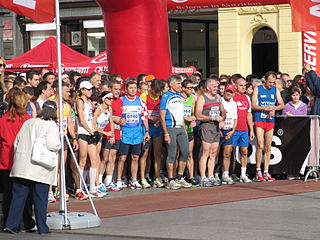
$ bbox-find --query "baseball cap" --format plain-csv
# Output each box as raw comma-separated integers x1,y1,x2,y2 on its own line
225,84,236,92
79,81,93,90
145,75,155,82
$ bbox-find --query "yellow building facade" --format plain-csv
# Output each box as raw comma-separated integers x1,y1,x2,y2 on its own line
218,4,302,77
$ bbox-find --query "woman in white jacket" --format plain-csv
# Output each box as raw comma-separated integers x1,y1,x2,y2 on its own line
4,100,60,234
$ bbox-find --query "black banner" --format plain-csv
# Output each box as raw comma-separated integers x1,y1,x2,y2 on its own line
236,116,311,176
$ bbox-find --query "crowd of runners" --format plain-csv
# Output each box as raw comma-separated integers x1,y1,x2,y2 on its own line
0,57,317,203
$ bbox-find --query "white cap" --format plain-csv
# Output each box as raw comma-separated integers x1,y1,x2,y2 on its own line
79,81,93,90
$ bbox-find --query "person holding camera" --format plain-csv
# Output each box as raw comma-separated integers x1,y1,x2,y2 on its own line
76,81,105,198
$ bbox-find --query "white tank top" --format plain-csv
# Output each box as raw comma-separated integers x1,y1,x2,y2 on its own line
77,99,93,135
96,105,110,130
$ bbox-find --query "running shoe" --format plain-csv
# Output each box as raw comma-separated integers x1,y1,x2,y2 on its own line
255,171,265,182
141,178,151,189
200,177,214,187
240,175,252,183
208,176,222,186
152,178,165,188
145,177,153,184
48,191,56,203
121,179,128,188
97,183,108,195
231,175,240,182
175,178,192,188
89,190,105,198
166,180,181,190
130,180,142,190
116,180,124,190
75,190,88,200
54,191,70,202
263,172,275,182
187,177,200,186
222,176,235,185
106,182,121,192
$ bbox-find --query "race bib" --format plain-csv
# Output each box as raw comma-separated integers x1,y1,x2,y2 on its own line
114,123,121,130
183,105,192,117
126,112,139,123
224,118,233,129
210,106,220,119
88,109,93,122
148,110,160,120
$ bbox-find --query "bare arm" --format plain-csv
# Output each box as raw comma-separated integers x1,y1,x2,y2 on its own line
274,88,284,110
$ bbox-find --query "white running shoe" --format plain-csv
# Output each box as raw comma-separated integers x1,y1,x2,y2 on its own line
240,175,252,183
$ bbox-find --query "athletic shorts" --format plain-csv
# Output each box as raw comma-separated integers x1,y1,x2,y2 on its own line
232,131,249,147
254,121,275,132
119,142,142,156
199,122,220,143
78,134,95,145
102,138,120,150
149,124,163,139
220,129,233,146
187,132,194,142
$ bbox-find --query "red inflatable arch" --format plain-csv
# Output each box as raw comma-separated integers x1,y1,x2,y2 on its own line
96,0,290,79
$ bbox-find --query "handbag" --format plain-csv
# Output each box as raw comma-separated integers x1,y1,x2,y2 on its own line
31,122,58,170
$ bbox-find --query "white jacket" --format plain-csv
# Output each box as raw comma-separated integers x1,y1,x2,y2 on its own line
11,118,61,186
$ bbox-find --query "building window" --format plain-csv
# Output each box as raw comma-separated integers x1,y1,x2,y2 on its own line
3,16,13,56
30,30,56,48
87,28,105,57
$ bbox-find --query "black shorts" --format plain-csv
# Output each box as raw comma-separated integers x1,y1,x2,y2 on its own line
102,138,120,150
78,134,95,145
119,142,142,156
187,132,194,142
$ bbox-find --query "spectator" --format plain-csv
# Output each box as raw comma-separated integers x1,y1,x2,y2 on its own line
4,100,60,234
282,87,308,116
0,88,33,228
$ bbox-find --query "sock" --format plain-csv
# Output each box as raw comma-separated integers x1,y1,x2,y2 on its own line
223,171,229,179
256,168,261,172
105,175,113,185
176,174,183,180
145,173,150,178
89,168,97,192
264,170,268,174
241,167,247,177
98,174,103,184
83,170,89,181
169,178,174,182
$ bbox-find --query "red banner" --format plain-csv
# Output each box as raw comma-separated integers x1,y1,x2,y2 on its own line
0,0,55,23
167,0,290,10
302,31,320,75
291,0,320,32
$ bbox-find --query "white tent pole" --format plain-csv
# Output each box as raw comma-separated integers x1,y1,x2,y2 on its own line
55,0,68,227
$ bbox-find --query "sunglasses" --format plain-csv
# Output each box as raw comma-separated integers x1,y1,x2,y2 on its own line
105,97,113,100
0,64,6,68
185,87,193,90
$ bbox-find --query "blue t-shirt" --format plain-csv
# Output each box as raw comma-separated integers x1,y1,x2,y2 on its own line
160,90,184,128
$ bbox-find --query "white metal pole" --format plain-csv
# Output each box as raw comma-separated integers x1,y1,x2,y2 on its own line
55,0,68,227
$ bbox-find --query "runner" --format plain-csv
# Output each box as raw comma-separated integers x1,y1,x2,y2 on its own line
140,79,165,188
118,80,150,190
160,75,193,190
220,84,238,185
102,80,124,191
195,77,226,187
181,79,198,185
92,91,114,193
252,71,284,182
76,81,105,197
232,77,254,183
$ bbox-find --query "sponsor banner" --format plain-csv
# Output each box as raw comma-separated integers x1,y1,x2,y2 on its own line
236,117,311,175
172,66,196,75
302,31,320,75
291,0,320,32
0,0,55,23
167,0,290,10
